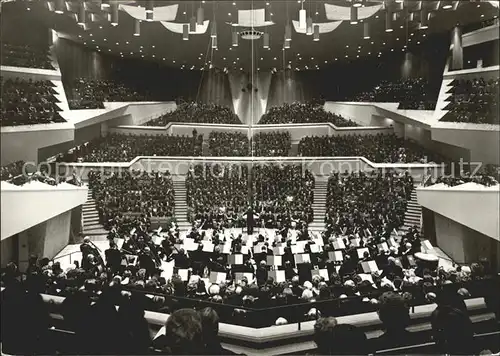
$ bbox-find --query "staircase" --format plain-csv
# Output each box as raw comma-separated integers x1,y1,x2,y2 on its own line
81,189,109,241
401,186,422,234
173,179,191,231
309,178,328,232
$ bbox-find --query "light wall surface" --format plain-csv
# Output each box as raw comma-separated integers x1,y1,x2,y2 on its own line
417,183,500,241
1,182,88,240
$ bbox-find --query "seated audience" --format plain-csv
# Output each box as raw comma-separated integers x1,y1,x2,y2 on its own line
57,132,203,162
146,102,241,125
1,77,64,126
89,169,175,232
298,133,447,163
186,164,248,229
349,78,438,110
253,165,314,229
1,161,25,180
209,131,249,156
442,77,499,125
259,102,358,126
253,131,291,156
67,78,151,109
1,42,54,69
325,170,414,236
429,172,498,187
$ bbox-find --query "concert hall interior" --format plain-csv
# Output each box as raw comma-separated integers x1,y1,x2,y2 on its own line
1,0,499,355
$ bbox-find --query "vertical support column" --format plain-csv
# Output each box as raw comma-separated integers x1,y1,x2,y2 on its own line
450,26,463,71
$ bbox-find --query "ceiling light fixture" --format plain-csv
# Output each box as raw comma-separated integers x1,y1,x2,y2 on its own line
146,12,153,22
145,0,154,13
212,36,217,49
211,21,217,38
197,6,204,25
350,6,358,24
263,31,270,49
420,9,429,29
54,0,65,14
285,22,292,41
101,0,110,9
363,22,370,39
306,16,313,35
442,0,453,10
313,24,320,41
265,7,271,22
110,2,119,26
77,3,86,25
385,10,393,32
232,28,239,47
183,24,189,40
190,16,196,32
299,8,307,29
352,0,363,8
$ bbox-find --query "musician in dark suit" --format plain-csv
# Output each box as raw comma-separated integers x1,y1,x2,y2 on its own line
80,237,100,270
105,242,122,274
138,247,156,278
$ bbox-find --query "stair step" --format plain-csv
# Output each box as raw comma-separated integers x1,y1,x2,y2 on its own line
83,212,99,219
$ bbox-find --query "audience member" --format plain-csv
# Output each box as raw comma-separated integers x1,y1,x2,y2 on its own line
260,102,358,126
146,102,241,125
253,131,291,156
57,132,203,162
1,77,64,126
312,317,338,355
349,78,439,110
0,161,25,180
1,42,54,69
209,131,249,156
199,307,237,355
298,133,447,163
442,77,499,125
67,78,151,109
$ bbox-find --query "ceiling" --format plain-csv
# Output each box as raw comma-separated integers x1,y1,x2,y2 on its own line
3,0,499,71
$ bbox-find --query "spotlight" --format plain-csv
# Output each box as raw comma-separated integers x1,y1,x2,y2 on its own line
263,32,270,49
299,9,306,29
101,0,109,9
77,3,85,25
146,11,153,22
352,0,363,8
232,28,238,47
420,9,429,29
285,23,292,41
211,21,217,38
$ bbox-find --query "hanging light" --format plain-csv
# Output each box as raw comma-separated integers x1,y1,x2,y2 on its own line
212,36,217,49
363,22,370,39
145,0,154,13
350,6,358,24
54,0,65,14
352,0,363,7
263,32,270,49
110,2,119,26
306,16,313,35
442,0,453,10
146,11,153,22
197,6,204,25
313,24,320,41
299,8,306,29
183,24,189,40
190,16,196,32
284,39,291,49
265,7,271,22
134,19,141,36
232,28,238,47
101,0,109,9
210,21,217,38
420,9,429,29
285,22,292,41
385,10,393,32
77,3,85,25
